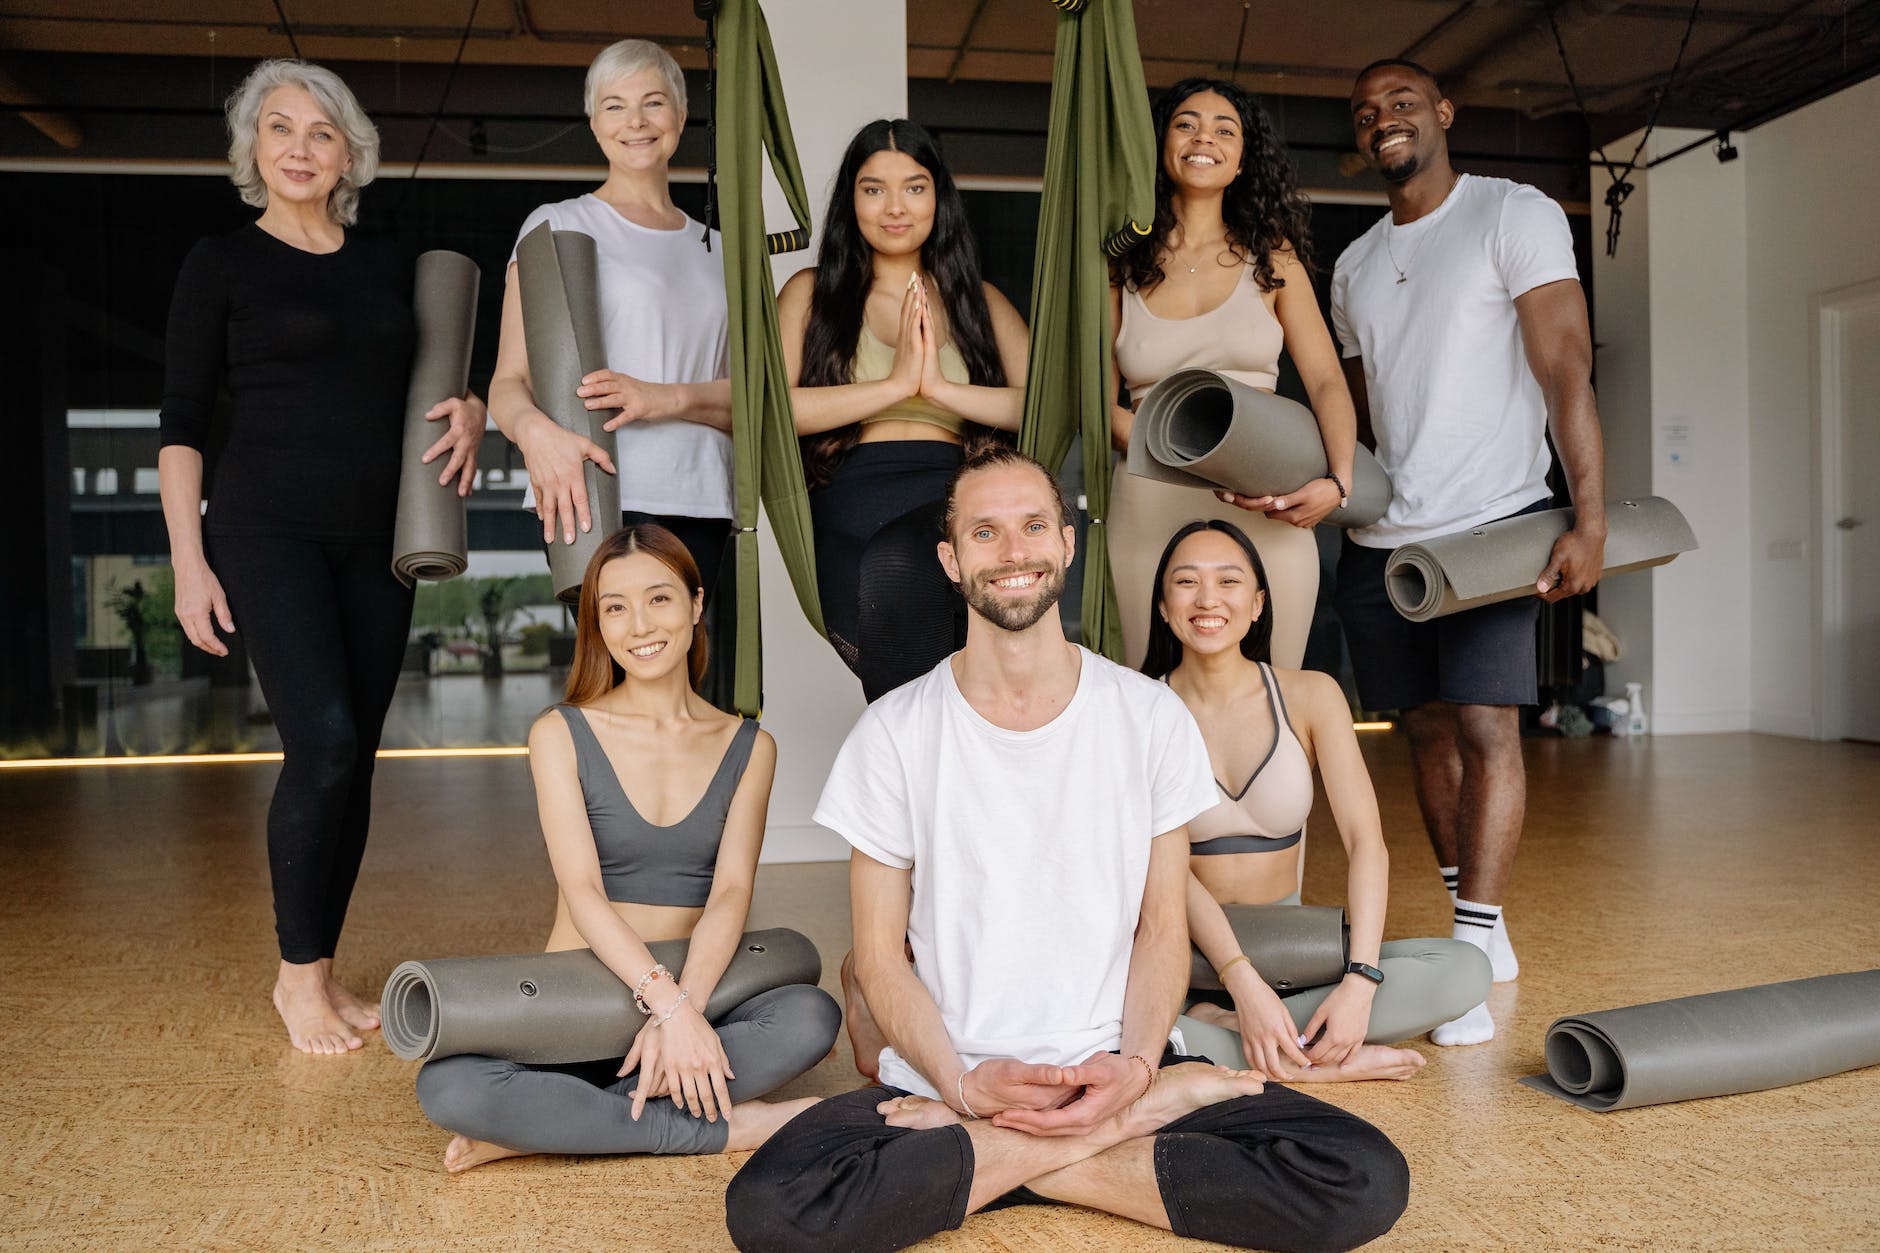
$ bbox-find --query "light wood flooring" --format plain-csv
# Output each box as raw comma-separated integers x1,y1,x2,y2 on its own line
2,732,1876,1251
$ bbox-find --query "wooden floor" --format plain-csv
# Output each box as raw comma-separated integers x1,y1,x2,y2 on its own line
2,731,1877,1251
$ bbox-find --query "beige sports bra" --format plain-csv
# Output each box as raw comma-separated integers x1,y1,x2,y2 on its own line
851,324,970,435
1184,663,1314,855
1115,259,1283,404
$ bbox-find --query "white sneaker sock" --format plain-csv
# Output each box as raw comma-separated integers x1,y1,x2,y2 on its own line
1432,897,1499,1045
1489,913,1519,983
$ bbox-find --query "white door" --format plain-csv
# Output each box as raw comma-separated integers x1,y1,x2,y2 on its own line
1827,293,1880,742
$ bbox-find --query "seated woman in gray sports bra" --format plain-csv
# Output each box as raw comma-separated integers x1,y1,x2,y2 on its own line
416,525,839,1172
1146,521,1490,1082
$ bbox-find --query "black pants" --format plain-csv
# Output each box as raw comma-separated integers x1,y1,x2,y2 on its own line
725,1056,1410,1253
621,511,735,712
209,533,414,964
808,441,965,702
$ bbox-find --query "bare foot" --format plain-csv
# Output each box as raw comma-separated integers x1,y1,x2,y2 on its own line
1285,1044,1427,1083
875,1093,964,1131
839,951,885,1081
725,1097,820,1153
1120,1062,1267,1137
325,975,381,1033
1186,1002,1236,1029
443,1135,530,1173
273,964,364,1055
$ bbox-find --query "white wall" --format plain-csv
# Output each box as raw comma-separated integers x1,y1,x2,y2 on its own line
755,0,905,861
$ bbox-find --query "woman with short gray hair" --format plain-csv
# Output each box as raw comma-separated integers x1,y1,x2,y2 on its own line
157,58,486,1055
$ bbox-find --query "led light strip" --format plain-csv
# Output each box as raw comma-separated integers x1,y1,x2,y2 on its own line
0,746,529,770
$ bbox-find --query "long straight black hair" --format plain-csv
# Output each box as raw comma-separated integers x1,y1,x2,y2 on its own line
1140,519,1275,678
799,118,1007,486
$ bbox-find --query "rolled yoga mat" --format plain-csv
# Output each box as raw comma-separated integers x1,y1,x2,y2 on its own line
1385,495,1697,622
391,250,481,586
381,927,823,1064
1131,368,1393,529
515,222,622,605
1188,904,1349,993
1519,970,1880,1112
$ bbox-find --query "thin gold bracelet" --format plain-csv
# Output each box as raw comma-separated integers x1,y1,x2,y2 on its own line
1216,953,1252,982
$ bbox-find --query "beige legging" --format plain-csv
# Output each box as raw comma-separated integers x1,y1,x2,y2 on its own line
1109,464,1320,670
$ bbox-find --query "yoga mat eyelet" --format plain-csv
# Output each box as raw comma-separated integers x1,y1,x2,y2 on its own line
746,942,767,954
519,980,538,997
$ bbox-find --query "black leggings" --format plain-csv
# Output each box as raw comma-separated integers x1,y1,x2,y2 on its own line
209,533,414,965
623,511,735,711
808,441,965,702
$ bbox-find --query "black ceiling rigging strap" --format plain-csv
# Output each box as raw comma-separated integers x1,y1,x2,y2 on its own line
698,0,719,250
269,0,303,60
1549,0,1705,257
401,0,483,207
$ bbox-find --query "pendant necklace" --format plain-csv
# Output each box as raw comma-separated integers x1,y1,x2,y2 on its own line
1385,172,1461,284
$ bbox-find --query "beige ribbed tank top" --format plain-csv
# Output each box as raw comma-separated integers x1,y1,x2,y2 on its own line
1115,260,1284,404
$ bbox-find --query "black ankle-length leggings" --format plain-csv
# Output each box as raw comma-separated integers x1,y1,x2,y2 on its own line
808,441,965,702
209,533,414,965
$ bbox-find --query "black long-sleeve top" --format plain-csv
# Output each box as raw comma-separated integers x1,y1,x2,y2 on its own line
159,224,416,539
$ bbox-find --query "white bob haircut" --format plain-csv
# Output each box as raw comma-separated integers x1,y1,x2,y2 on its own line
225,59,380,226
583,39,687,118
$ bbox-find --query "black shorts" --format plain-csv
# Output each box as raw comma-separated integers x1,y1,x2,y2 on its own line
1333,502,1548,711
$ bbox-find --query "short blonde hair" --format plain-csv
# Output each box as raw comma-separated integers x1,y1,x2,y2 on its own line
225,59,379,226
583,40,687,118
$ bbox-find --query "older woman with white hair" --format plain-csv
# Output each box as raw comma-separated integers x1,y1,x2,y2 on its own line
487,39,736,632
157,58,486,1055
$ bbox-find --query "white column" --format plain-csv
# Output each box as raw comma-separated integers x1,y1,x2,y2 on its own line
754,0,907,860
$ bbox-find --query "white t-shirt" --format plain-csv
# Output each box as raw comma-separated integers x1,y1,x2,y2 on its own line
1331,175,1579,547
511,195,734,520
813,647,1217,1099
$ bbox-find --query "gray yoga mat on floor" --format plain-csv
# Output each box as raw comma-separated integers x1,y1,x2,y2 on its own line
515,223,621,605
1188,904,1349,993
1385,495,1697,622
1519,970,1880,1111
1131,368,1393,528
381,927,823,1064
392,250,481,586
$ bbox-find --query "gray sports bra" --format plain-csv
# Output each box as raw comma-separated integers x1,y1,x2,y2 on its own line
556,705,759,908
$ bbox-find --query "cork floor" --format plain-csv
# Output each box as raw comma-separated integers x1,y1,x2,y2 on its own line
2,731,1877,1251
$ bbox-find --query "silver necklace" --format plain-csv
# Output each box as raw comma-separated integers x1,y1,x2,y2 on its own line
1384,173,1461,284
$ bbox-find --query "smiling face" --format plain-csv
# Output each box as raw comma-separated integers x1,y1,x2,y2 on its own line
1350,65,1453,184
254,84,350,211
852,147,936,259
1158,529,1266,658
594,551,702,681
939,464,1075,634
1163,89,1245,192
589,67,683,175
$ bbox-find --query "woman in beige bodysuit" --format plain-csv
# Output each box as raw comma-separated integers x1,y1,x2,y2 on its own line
1108,77,1359,671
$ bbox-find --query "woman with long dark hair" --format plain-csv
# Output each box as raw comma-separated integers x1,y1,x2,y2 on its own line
416,524,839,1172
1144,521,1490,1077
777,119,1029,700
157,58,485,1054
1109,78,1359,671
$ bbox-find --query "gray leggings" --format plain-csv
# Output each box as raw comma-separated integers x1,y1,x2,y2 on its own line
1178,937,1491,1066
415,983,840,1156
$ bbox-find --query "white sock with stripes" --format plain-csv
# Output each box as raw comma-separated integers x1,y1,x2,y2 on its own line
1432,896,1499,1046
1442,868,1518,982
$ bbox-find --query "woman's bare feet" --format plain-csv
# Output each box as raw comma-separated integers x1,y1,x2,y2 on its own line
1121,1062,1268,1137
839,951,886,1081
1186,1002,1236,1029
273,961,364,1054
1285,1044,1426,1083
725,1098,820,1153
876,1093,964,1131
444,1136,530,1173
322,965,381,1033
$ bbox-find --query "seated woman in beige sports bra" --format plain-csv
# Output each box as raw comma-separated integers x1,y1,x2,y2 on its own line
1107,77,1360,672
1146,521,1491,1081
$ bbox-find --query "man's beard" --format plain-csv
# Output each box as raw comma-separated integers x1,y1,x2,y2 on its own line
1378,150,1421,184
962,561,1067,633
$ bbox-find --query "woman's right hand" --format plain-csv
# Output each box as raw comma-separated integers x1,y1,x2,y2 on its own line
623,1002,735,1123
888,278,927,402
172,558,235,657
515,411,619,545
1226,968,1314,1078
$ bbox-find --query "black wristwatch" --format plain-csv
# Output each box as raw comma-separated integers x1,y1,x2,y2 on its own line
1345,961,1385,985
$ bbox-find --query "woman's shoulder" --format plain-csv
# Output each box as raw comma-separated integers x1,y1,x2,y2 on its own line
1268,665,1345,723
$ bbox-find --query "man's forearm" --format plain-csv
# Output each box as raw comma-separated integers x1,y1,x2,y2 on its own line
1118,912,1188,1065
855,948,970,1098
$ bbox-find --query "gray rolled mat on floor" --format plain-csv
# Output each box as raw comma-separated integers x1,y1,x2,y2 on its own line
1519,970,1880,1111
392,251,481,586
1131,368,1393,529
1188,904,1349,993
515,223,621,605
1385,495,1697,622
381,927,823,1064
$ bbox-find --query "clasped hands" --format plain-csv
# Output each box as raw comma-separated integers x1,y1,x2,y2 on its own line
619,1000,735,1125
886,273,953,407
943,1052,1156,1138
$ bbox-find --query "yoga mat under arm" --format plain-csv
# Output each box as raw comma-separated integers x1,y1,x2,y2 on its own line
515,223,622,605
381,927,824,1064
1188,904,1350,993
1384,496,1697,622
1519,970,1880,1111
391,250,480,586
1132,369,1394,529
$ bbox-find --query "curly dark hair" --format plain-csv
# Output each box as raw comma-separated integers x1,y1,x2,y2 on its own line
1111,77,1315,295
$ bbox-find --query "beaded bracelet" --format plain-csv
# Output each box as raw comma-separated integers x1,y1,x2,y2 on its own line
633,963,673,1016
1128,1053,1157,1098
652,987,692,1026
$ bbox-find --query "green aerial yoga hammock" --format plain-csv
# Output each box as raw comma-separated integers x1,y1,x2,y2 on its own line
1017,0,1158,661
708,0,824,716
